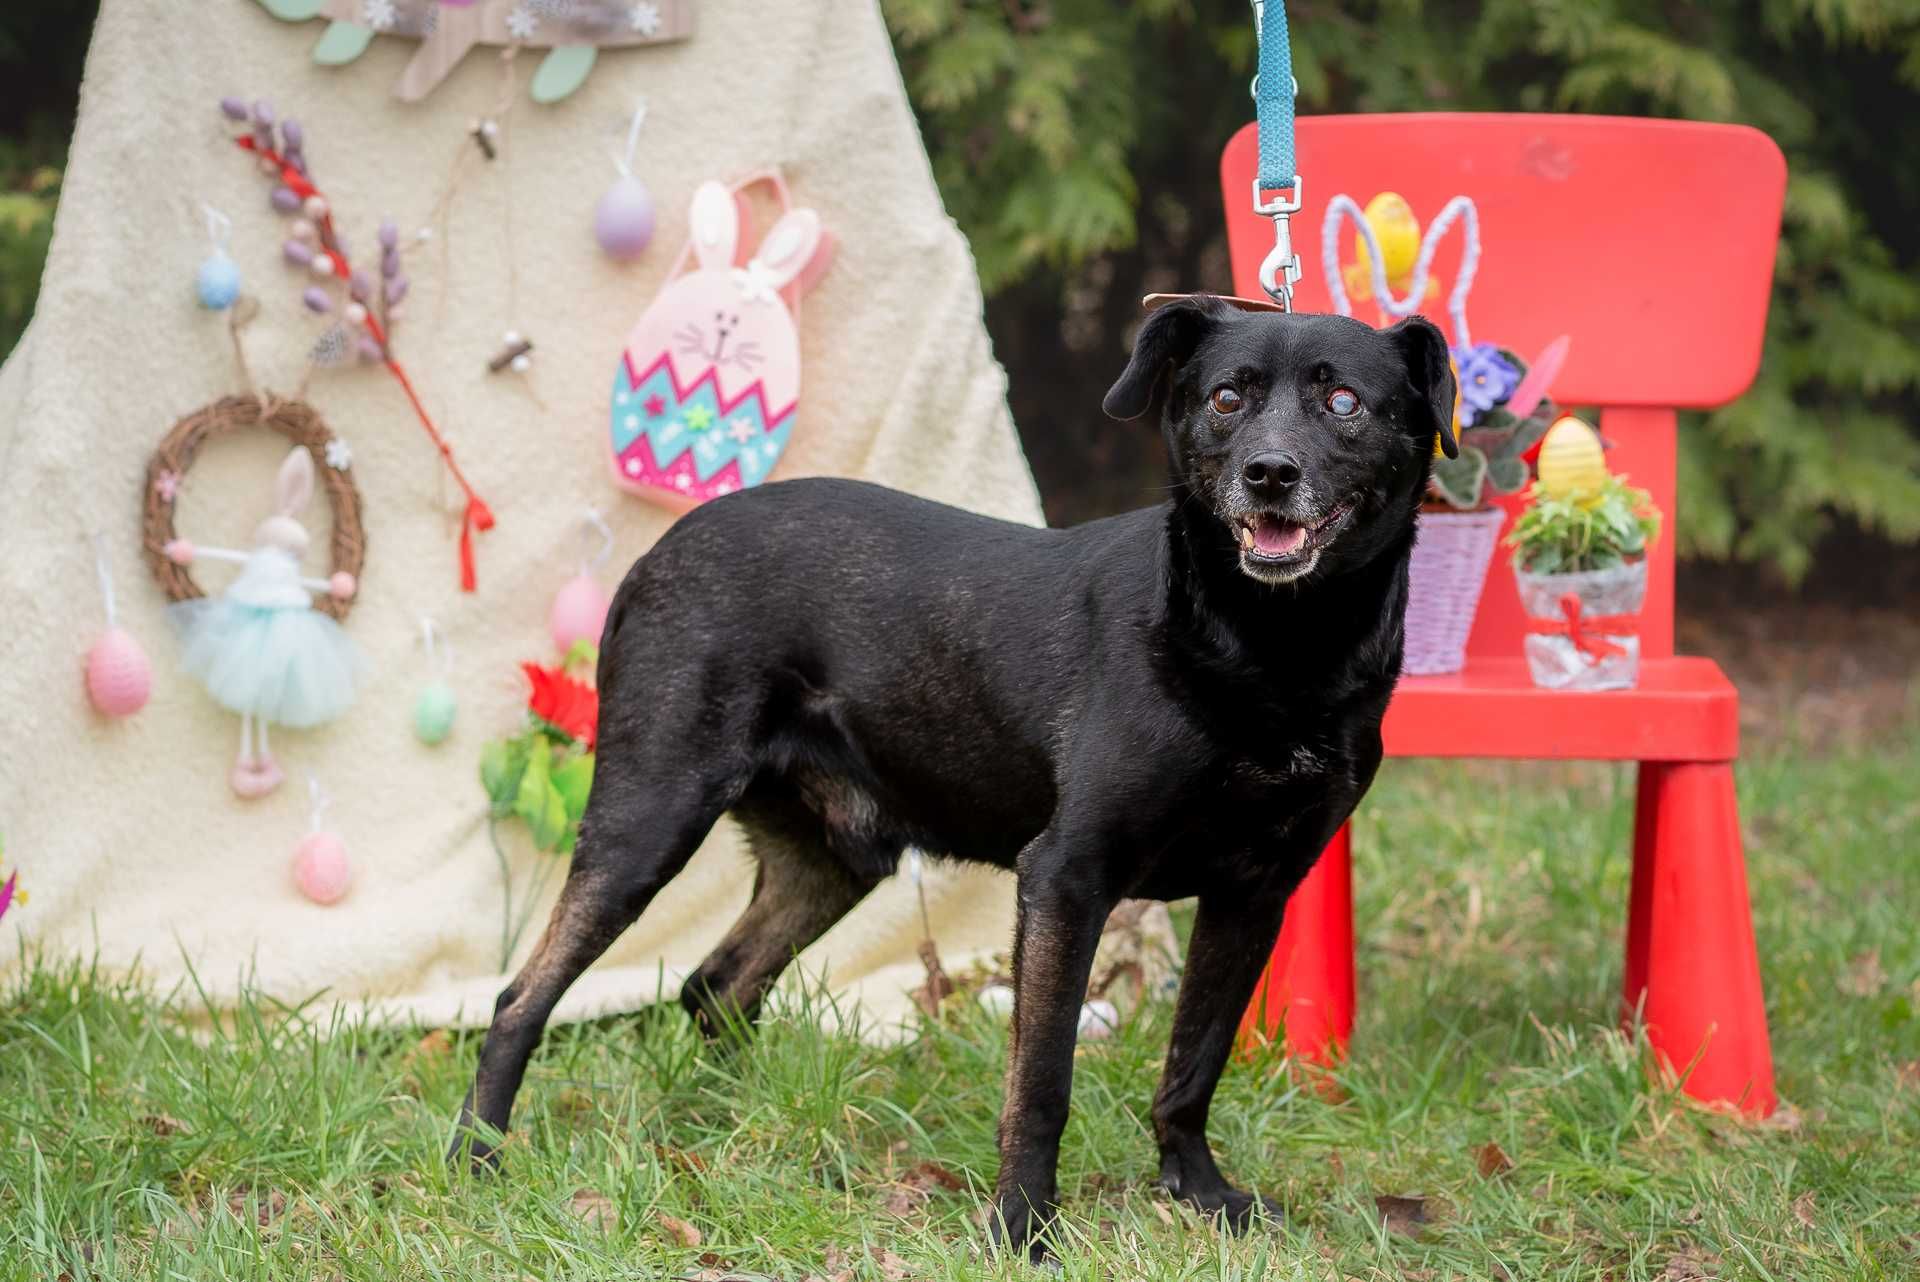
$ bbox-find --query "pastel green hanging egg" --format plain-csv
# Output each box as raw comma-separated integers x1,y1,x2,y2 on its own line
413,681,457,745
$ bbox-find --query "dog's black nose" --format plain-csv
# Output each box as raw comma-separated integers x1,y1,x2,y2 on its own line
1241,452,1302,494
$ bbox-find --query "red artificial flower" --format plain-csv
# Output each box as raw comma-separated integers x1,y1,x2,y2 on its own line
522,662,599,749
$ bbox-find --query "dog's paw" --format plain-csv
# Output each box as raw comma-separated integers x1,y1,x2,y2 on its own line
1161,1180,1283,1234
446,1130,502,1176
987,1194,1059,1265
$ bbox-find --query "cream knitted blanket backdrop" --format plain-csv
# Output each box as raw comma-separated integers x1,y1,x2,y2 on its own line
0,0,1035,1030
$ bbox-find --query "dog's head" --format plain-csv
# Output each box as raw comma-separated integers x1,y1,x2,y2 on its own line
1104,297,1457,586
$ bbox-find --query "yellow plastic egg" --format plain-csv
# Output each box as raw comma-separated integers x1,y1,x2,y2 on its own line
1354,192,1421,284
1536,416,1608,498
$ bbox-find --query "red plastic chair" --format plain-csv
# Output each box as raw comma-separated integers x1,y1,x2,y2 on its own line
1222,114,1786,1117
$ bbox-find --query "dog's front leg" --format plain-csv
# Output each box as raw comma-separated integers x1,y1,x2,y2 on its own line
990,859,1115,1262
1151,886,1292,1230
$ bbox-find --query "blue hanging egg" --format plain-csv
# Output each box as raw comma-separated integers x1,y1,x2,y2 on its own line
196,250,242,310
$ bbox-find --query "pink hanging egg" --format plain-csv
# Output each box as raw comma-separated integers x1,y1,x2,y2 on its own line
293,831,352,905
549,572,611,653
86,626,152,718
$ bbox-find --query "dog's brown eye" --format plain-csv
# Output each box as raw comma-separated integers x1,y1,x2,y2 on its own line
1210,386,1243,414
1327,388,1361,417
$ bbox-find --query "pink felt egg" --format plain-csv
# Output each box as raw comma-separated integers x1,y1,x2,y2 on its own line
86,626,152,718
293,831,352,905
550,573,611,653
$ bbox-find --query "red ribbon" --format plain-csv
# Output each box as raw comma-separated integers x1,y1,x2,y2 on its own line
1528,592,1637,663
237,134,491,592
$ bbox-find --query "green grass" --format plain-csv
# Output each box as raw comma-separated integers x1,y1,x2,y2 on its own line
4,725,1918,1280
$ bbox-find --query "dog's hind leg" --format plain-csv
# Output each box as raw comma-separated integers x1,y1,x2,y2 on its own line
451,775,728,1170
679,800,883,1039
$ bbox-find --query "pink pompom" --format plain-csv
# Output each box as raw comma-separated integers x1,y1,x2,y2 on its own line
292,831,352,905
86,626,152,718
549,573,611,653
329,571,357,600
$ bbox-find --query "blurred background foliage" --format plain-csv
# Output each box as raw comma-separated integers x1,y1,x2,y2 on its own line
4,2,1918,586
885,0,1920,585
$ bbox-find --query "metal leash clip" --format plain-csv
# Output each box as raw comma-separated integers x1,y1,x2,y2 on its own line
1253,175,1303,310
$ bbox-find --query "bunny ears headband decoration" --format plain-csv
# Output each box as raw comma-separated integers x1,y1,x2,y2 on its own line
608,172,834,508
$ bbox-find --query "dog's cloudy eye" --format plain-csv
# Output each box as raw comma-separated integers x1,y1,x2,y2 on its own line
1209,386,1244,414
1327,388,1361,417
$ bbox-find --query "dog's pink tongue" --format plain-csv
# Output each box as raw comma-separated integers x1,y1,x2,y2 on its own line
1253,518,1306,556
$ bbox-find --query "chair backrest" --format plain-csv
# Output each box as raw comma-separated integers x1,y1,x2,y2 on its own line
1220,114,1786,659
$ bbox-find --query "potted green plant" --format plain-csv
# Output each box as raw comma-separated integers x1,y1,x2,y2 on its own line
1507,417,1663,691
1404,338,1563,674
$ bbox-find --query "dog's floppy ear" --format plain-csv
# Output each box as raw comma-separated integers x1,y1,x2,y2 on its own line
1102,297,1224,422
1386,316,1459,460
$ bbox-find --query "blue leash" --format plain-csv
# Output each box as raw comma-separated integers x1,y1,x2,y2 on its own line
1250,0,1302,308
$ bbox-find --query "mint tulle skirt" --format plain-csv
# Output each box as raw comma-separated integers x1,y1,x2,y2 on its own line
169,599,361,728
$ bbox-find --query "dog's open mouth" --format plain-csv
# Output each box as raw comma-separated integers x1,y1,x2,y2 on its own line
1236,502,1351,565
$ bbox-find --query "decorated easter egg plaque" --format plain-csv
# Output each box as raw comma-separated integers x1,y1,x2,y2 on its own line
608,178,830,508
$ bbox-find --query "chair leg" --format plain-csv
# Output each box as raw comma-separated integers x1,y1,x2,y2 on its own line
1630,760,1777,1117
1239,822,1355,1063
1623,761,1665,1019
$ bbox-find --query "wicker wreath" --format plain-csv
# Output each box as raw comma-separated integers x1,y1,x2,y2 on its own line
142,394,365,621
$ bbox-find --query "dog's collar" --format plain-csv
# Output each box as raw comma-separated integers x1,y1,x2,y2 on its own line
1141,293,1290,315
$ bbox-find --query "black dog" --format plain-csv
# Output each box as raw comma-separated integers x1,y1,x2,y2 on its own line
454,296,1458,1259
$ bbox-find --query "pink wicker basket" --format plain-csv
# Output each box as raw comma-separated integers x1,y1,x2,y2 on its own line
1404,507,1507,675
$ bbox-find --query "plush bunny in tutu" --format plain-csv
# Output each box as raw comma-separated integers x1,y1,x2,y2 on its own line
164,446,360,798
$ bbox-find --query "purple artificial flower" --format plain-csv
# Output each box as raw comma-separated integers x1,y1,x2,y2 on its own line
1453,343,1521,428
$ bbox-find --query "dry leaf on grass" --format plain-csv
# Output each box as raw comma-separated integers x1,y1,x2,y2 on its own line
870,1246,914,1279
1791,1189,1817,1228
657,1211,703,1247
568,1188,617,1231
656,1142,708,1175
224,1186,288,1228
882,1159,966,1216
141,1114,189,1137
1474,1141,1514,1178
1840,949,1887,997
1374,1194,1436,1238
399,1029,453,1093
1897,1061,1920,1091
1663,1247,1722,1280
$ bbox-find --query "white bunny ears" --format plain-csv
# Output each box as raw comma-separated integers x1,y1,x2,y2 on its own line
254,446,316,555
276,446,316,517
687,179,832,302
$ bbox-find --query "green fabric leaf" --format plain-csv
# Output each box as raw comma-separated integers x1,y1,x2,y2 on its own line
1430,448,1489,511
480,738,529,818
1486,456,1530,496
311,22,374,66
552,753,595,824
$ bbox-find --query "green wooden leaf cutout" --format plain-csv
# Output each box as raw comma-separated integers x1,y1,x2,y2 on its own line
258,0,327,19
530,45,598,105
312,21,375,66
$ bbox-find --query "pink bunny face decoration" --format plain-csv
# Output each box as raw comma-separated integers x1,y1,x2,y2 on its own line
609,173,833,508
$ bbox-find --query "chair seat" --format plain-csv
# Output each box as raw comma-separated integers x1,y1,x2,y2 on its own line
1383,657,1739,762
